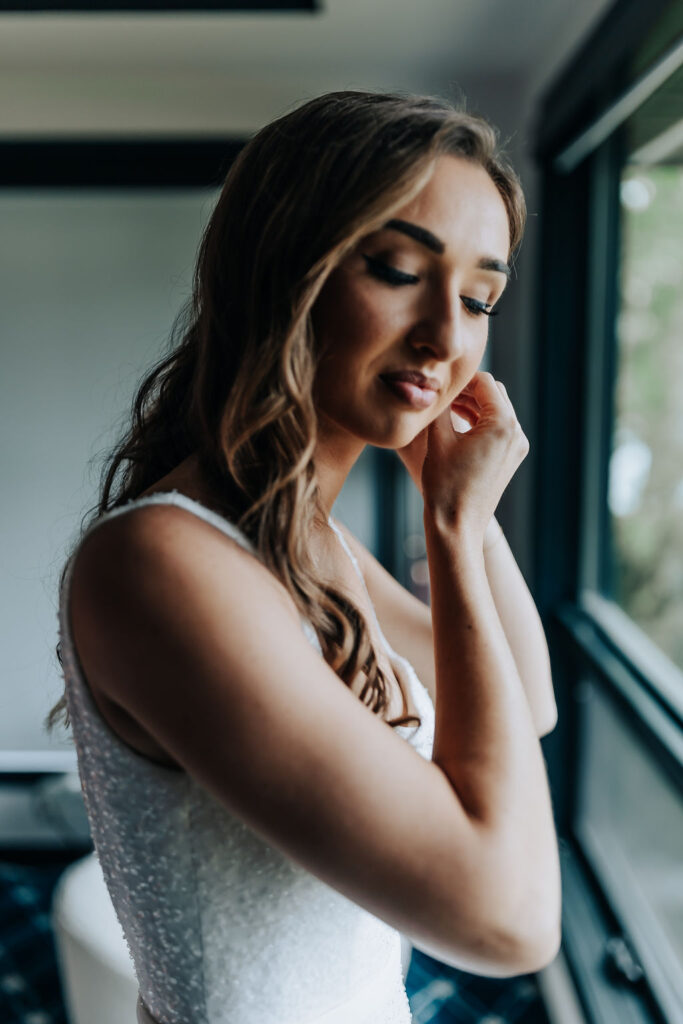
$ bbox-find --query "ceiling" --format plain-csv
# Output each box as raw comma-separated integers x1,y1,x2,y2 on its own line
0,0,614,136
0,0,611,82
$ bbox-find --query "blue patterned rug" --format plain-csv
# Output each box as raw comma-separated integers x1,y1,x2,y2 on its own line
0,858,550,1024
405,948,549,1023
0,859,69,1024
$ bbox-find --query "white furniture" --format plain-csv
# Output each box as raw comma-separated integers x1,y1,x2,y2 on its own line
52,853,138,1024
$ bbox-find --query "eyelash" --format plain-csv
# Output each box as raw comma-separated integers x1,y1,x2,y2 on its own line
362,254,499,317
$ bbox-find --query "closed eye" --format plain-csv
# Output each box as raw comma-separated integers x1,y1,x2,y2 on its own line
363,254,500,317
362,254,418,286
461,297,499,318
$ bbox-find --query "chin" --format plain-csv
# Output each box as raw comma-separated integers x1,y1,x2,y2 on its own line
366,420,428,450
322,404,431,450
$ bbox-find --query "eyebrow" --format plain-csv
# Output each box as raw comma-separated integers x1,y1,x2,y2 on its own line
383,218,511,278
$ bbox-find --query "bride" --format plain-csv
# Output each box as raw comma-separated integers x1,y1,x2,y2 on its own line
49,90,560,1023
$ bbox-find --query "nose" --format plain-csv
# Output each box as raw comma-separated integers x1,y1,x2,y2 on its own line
407,283,466,362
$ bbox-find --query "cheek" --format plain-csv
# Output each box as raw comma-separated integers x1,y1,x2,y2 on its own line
334,277,391,326
445,350,486,400
317,282,401,363
347,290,416,359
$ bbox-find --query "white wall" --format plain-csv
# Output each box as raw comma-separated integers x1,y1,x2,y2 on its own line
1,189,218,756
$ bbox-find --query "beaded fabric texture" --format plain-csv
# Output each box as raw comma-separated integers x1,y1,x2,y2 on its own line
58,492,435,1024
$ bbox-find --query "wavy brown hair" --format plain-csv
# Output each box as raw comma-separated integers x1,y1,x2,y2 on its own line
47,89,526,736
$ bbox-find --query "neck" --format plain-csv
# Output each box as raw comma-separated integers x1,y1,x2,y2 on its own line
312,412,366,524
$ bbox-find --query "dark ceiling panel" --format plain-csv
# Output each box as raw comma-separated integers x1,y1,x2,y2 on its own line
0,1,317,10
0,138,246,188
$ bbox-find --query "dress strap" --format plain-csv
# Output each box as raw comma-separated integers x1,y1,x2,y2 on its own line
326,517,397,664
62,491,323,656
326,516,366,585
81,490,261,561
327,516,435,752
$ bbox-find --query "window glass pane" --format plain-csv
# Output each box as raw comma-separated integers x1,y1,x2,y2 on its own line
331,447,376,554
399,469,429,603
606,74,683,672
576,677,683,1018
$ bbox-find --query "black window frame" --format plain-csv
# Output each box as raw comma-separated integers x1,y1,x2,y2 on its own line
533,1,683,1022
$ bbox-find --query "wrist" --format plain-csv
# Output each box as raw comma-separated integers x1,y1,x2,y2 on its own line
483,517,505,553
423,504,485,551
423,507,503,555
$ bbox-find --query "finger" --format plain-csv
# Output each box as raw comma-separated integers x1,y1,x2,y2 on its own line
449,401,477,423
428,401,461,448
467,371,506,406
458,381,480,402
450,399,478,418
452,391,480,407
496,381,517,413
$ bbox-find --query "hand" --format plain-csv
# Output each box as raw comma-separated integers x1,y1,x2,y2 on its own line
397,391,505,549
396,400,471,495
407,372,529,546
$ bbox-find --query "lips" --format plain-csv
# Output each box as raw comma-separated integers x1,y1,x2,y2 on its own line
379,371,439,410
381,369,440,391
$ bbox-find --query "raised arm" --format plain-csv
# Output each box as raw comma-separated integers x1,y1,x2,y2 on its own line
391,395,557,737
425,509,561,961
69,501,559,978
482,519,557,734
336,517,557,738
413,370,561,958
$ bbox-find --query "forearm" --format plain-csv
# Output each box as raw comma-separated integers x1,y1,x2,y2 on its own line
425,510,561,947
483,518,557,735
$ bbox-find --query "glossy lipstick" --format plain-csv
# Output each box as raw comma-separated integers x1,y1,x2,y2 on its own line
380,371,438,410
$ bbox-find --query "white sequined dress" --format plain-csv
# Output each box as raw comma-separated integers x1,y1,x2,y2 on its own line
58,491,435,1024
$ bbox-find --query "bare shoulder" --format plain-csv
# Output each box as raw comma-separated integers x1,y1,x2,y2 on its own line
72,501,299,625
68,502,302,727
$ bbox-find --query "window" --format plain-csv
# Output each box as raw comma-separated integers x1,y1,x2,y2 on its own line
608,83,683,674
534,2,683,1022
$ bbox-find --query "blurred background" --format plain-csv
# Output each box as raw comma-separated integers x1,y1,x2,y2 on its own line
0,1,681,1022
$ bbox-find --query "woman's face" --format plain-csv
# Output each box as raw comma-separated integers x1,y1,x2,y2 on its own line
311,154,511,450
